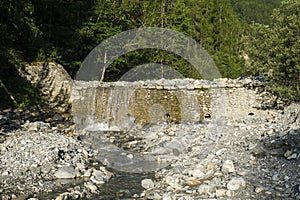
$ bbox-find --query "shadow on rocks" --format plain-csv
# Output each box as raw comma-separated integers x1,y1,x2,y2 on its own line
249,127,300,199
0,106,69,133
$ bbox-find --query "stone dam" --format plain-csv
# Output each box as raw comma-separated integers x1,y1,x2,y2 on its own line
71,78,267,131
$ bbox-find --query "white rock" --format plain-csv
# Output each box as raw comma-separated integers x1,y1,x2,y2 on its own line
284,150,293,158
127,154,134,159
90,168,113,184
75,163,85,171
165,176,181,190
255,187,264,193
84,182,98,193
226,189,235,197
191,169,205,178
222,160,235,173
54,167,79,179
83,169,92,177
216,189,227,197
227,178,246,191
198,184,214,195
287,153,297,160
141,179,155,189
215,148,227,156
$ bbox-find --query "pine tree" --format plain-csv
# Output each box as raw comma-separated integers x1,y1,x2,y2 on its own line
244,0,300,101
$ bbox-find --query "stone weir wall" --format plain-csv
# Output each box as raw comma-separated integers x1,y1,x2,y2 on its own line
71,78,266,131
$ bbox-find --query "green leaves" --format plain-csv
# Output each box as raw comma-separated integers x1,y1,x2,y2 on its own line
231,0,282,24
244,0,300,102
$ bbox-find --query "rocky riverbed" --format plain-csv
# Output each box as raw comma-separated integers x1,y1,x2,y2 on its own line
0,103,300,199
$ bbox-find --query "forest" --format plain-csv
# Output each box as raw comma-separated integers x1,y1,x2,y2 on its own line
0,0,299,107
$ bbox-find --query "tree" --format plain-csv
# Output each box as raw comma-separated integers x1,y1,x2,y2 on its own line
244,0,300,102
231,0,282,25
0,0,39,76
189,0,244,78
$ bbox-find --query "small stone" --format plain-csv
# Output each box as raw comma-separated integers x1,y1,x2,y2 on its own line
147,192,161,200
75,163,85,171
90,167,113,184
141,179,155,189
215,148,227,156
83,170,92,177
192,169,205,178
249,155,256,160
255,187,264,193
284,150,293,158
127,154,134,159
222,160,235,173
54,167,79,179
226,189,235,197
237,171,248,176
202,169,214,181
2,171,9,176
91,170,105,184
55,196,63,200
185,179,201,186
227,178,246,191
265,191,272,195
2,196,10,200
272,173,280,181
216,189,227,197
248,143,257,150
207,164,217,170
198,184,214,195
165,176,181,190
287,153,297,160
84,182,98,193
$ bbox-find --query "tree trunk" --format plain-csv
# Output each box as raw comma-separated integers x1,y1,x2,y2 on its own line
0,79,18,105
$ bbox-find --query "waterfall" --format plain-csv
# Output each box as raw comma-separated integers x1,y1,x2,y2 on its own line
104,86,136,131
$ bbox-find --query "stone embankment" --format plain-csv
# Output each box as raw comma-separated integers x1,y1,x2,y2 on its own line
72,77,271,131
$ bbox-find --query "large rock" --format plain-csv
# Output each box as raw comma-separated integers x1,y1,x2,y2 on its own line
17,62,72,113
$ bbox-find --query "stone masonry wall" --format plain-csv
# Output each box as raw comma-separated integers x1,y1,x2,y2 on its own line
71,78,268,131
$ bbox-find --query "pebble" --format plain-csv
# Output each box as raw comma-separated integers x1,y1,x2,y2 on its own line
90,167,113,185
185,179,201,186
197,184,214,195
255,187,264,193
226,189,235,197
191,169,205,178
287,153,298,160
222,160,235,173
165,176,181,190
227,178,246,191
215,148,227,156
284,150,293,158
141,179,155,189
216,189,227,197
84,182,98,193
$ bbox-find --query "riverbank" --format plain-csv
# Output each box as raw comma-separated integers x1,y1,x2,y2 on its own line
0,103,299,199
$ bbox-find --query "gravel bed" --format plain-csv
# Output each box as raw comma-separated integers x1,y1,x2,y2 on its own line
0,103,299,199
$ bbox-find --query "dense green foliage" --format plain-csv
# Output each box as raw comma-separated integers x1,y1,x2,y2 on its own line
77,0,244,80
1,0,244,80
244,0,300,102
231,0,282,24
